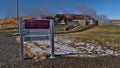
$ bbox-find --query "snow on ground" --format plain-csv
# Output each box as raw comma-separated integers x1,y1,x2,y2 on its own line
24,36,120,57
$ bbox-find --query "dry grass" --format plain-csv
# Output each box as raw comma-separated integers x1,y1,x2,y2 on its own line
24,45,35,58
71,25,87,31
33,42,50,49
46,45,51,48
33,42,41,47
54,25,67,33
0,16,32,29
66,25,120,52
24,43,48,61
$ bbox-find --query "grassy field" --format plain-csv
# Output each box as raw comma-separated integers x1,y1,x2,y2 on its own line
54,25,67,33
71,25,87,31
52,25,120,52
59,25,120,52
54,25,89,34
1,25,120,50
1,25,120,47
0,27,17,32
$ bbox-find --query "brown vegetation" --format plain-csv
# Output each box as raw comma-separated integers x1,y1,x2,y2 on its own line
0,16,32,29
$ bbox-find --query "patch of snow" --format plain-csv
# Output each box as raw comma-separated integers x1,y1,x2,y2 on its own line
54,43,78,53
24,42,51,54
75,42,86,46
104,49,114,55
24,37,120,57
96,46,102,51
62,39,73,44
86,45,95,52
55,37,73,44
35,40,50,46
78,46,86,50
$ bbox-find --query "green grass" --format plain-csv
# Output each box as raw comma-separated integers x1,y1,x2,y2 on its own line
54,25,89,33
0,27,17,32
54,25,67,33
71,25,87,31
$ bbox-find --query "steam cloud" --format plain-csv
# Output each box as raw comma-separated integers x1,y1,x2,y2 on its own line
24,0,110,25
75,5,110,25
27,7,56,19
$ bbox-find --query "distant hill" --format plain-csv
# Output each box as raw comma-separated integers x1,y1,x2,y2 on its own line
0,14,91,29
0,16,33,29
110,19,120,25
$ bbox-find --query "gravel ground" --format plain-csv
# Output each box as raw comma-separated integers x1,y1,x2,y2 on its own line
0,31,120,68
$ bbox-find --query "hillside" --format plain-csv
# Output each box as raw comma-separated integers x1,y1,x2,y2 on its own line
110,19,120,25
0,16,33,29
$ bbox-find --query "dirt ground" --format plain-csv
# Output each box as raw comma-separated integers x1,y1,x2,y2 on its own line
0,31,120,68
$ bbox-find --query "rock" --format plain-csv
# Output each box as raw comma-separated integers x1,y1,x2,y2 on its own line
40,55,47,60
43,53,50,57
33,53,47,61
16,37,20,43
34,56,38,60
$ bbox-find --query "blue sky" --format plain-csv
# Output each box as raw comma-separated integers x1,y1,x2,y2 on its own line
0,0,120,19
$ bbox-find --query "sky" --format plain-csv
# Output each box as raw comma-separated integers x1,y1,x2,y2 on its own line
0,0,120,19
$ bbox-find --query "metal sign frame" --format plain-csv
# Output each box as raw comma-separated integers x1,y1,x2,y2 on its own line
19,19,55,60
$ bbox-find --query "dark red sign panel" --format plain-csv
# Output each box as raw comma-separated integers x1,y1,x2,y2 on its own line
24,20,50,29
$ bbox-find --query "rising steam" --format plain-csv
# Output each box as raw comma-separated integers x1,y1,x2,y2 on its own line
24,1,110,25
74,5,110,25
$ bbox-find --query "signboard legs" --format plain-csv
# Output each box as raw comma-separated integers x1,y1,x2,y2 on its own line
50,20,55,58
19,19,24,60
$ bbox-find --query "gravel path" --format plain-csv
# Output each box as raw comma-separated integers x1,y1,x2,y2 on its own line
0,31,120,68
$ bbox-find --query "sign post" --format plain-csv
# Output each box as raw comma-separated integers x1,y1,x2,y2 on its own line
19,18,24,60
19,19,55,60
50,20,55,58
